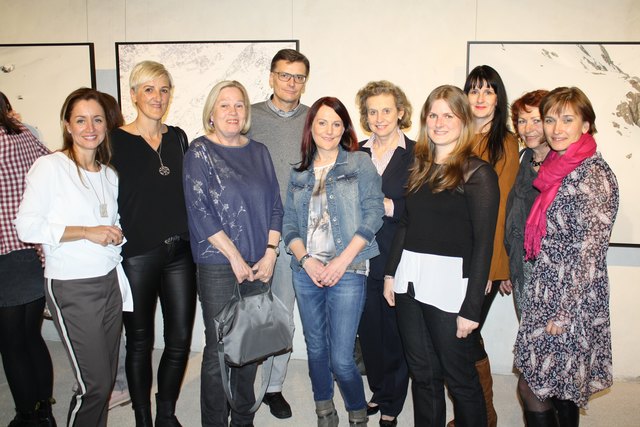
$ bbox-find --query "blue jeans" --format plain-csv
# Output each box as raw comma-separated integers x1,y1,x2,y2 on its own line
293,270,367,411
197,264,259,427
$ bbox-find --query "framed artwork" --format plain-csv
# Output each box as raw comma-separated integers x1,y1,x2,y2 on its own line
0,43,96,149
468,42,640,245
116,40,298,140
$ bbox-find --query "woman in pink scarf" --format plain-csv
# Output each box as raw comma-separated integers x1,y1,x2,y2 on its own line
514,87,619,427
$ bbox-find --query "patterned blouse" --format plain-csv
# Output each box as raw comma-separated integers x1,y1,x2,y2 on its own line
514,153,618,408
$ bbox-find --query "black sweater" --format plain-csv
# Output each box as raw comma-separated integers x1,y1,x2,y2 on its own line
385,158,499,322
110,127,189,257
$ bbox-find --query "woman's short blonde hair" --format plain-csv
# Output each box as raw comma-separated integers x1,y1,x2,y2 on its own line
202,80,252,134
129,61,173,92
355,80,412,132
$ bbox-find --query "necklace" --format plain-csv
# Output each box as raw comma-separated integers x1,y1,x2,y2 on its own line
136,124,170,176
82,166,108,218
530,158,544,167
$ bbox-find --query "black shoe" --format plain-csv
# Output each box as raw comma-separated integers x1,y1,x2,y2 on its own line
262,392,292,419
379,418,398,427
366,403,379,416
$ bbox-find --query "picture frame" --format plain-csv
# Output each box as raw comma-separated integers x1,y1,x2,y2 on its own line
468,42,640,245
0,43,96,149
116,40,298,141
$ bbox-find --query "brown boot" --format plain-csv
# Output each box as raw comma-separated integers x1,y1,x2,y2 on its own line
476,357,497,427
445,357,497,427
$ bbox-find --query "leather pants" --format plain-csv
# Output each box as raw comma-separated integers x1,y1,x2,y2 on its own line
122,239,197,408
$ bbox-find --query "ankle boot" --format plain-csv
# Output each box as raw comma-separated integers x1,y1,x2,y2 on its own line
155,394,181,427
133,405,153,427
476,357,497,427
348,408,368,426
551,398,579,427
8,410,39,427
36,398,57,427
524,409,560,427
315,400,339,427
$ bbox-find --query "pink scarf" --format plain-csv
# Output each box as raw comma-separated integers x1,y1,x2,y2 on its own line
523,133,597,259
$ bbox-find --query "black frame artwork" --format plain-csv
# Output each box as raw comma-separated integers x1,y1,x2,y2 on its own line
0,43,96,149
468,42,640,246
116,40,298,140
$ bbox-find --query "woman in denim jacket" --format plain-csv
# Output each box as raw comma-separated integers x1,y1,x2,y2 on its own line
283,97,384,427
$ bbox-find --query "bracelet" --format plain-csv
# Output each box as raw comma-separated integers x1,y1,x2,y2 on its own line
299,254,312,268
266,243,280,256
384,275,394,280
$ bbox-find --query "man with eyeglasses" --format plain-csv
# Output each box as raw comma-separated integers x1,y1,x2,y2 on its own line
247,48,310,420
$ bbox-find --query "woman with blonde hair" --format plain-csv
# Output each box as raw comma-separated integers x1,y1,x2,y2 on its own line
355,80,413,426
184,80,283,427
384,85,499,427
111,60,196,426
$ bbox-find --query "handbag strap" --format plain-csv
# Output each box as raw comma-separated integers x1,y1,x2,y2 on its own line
170,125,189,155
217,341,274,414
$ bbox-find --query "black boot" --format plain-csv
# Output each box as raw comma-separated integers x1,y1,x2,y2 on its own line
8,410,40,427
155,393,181,427
36,398,57,427
524,409,560,427
552,398,579,427
134,405,153,427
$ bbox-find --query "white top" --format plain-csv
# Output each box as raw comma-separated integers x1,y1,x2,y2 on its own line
15,152,132,311
393,249,468,313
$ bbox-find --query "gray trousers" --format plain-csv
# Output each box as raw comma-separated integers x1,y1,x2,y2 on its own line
267,242,296,392
46,268,122,427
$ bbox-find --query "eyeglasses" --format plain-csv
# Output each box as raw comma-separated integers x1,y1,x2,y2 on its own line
272,71,307,84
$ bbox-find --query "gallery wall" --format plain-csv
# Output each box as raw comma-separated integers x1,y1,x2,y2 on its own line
2,0,639,377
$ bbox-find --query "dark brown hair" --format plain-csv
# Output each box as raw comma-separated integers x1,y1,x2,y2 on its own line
60,88,112,168
270,49,310,75
0,91,22,135
296,97,358,171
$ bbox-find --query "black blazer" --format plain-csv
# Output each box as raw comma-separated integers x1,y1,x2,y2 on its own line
359,134,416,280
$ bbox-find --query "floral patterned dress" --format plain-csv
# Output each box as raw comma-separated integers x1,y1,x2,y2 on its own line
514,153,619,408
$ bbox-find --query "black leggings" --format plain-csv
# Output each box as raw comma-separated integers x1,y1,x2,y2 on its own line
122,239,197,408
0,297,54,412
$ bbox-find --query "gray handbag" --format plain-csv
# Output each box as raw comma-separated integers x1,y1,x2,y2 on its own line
214,279,293,413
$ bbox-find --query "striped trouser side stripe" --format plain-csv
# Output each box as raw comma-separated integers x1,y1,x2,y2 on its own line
46,278,86,427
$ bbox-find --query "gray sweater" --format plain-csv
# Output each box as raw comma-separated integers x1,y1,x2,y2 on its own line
248,101,309,202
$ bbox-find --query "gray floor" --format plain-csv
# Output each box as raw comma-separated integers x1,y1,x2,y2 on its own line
1,340,638,426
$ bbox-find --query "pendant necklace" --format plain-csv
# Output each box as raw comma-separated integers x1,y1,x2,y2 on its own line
83,166,108,218
136,124,170,176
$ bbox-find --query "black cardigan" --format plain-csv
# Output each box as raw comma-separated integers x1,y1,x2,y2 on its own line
359,134,416,280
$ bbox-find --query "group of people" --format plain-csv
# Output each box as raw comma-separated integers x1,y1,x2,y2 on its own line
0,47,618,427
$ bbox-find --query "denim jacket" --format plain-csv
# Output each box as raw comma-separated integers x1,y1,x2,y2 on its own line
283,146,384,272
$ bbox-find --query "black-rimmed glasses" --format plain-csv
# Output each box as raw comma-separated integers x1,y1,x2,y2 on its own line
272,71,307,84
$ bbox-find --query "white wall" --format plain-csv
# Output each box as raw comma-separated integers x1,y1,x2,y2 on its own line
5,0,639,378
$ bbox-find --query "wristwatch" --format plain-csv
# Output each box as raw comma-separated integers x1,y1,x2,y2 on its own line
267,243,280,256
